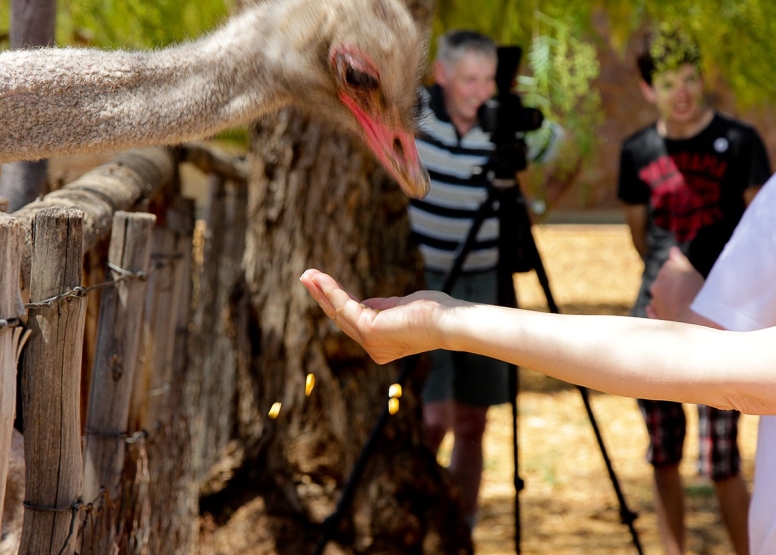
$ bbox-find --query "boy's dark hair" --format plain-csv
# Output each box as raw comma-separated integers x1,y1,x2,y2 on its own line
636,26,701,85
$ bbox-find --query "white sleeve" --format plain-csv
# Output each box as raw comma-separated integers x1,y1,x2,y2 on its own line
691,174,776,332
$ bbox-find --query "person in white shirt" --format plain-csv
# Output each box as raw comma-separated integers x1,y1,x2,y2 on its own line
648,173,776,555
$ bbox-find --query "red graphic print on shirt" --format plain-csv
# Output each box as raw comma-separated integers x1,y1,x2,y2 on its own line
638,153,727,242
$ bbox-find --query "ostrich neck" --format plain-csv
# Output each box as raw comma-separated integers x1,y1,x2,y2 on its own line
0,1,319,164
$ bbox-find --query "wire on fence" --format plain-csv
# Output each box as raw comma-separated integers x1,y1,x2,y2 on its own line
23,252,182,310
22,498,85,555
84,428,151,447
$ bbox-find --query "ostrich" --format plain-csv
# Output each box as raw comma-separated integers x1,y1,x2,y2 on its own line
0,0,430,199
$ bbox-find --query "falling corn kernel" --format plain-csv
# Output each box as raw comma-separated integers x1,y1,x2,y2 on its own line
305,374,315,397
388,397,400,415
268,402,282,419
388,383,402,399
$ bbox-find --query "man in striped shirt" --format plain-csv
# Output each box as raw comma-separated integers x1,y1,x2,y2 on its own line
409,30,507,532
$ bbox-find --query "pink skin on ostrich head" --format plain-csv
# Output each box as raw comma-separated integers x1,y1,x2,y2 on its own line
339,92,429,199
329,42,429,200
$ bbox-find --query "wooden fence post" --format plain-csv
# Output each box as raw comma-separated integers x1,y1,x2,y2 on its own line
120,197,196,554
158,197,198,554
81,211,156,554
188,175,248,480
130,223,182,432
20,207,88,555
0,214,26,532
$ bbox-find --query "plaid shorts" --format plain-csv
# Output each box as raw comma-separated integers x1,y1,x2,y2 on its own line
637,399,741,481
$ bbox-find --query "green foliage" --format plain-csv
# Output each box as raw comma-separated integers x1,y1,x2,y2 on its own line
0,0,231,49
432,0,776,163
632,0,776,107
431,1,603,166
61,0,232,48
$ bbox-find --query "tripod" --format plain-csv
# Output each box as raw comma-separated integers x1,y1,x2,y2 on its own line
440,176,644,555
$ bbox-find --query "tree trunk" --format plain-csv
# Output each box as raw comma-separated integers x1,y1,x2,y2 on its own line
191,0,471,549
201,105,471,552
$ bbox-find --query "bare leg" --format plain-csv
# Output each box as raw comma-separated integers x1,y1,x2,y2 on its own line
449,402,488,526
653,464,685,555
423,400,452,455
714,474,750,555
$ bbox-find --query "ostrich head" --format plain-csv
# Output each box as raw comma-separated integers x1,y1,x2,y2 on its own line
271,0,431,199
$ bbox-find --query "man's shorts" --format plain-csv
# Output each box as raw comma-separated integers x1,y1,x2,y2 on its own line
637,399,742,481
421,269,511,408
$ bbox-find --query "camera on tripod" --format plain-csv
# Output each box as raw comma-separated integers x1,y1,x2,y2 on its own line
478,46,544,179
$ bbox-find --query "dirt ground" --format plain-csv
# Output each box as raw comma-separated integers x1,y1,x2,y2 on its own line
451,224,759,555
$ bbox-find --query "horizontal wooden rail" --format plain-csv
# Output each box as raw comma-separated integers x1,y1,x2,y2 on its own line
11,147,176,292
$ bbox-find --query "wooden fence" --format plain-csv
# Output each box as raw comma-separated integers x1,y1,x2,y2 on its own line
0,144,249,554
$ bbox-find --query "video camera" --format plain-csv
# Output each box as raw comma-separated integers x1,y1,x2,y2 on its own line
478,46,544,178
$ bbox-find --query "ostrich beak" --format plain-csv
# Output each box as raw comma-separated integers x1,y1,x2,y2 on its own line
339,93,430,199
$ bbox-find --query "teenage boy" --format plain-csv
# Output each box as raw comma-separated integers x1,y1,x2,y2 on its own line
618,27,771,555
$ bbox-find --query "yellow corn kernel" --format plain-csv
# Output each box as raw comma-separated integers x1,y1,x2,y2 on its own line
305,374,315,397
388,397,400,415
268,402,282,419
388,383,402,399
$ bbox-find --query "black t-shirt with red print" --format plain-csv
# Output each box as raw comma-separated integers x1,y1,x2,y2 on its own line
618,112,771,316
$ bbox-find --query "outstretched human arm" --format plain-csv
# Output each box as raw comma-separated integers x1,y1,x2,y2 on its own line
301,268,776,415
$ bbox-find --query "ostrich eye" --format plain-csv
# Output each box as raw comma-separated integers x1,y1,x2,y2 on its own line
345,66,379,90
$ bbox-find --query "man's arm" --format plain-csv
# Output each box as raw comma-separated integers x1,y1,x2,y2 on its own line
623,203,648,260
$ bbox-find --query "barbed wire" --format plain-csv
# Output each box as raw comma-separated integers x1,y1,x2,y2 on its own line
23,252,183,310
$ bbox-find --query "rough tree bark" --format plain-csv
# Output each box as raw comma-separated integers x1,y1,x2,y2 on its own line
198,2,472,552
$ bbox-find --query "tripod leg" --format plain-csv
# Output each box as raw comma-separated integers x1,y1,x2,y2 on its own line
508,366,523,554
518,205,644,555
576,386,644,554
497,246,523,554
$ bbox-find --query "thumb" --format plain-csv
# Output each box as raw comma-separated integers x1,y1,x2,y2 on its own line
668,246,691,267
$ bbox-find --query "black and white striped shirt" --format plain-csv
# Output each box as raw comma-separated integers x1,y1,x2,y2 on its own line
409,86,498,273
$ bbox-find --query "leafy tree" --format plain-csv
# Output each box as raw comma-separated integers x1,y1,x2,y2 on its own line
431,0,776,168
0,0,231,49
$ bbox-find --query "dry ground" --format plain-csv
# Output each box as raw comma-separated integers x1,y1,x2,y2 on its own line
450,224,759,555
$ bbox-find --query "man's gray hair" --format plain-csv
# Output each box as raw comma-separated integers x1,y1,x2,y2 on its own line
436,30,497,67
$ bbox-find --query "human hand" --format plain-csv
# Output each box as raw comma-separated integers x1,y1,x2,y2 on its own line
647,246,704,322
300,269,462,364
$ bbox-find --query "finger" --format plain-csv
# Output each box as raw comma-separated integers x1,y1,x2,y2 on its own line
311,272,368,336
300,270,336,317
645,303,657,319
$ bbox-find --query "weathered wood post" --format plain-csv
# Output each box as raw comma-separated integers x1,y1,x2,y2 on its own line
188,175,247,480
130,216,183,432
81,211,156,554
162,197,198,554
19,207,88,555
124,197,196,554
0,214,26,531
